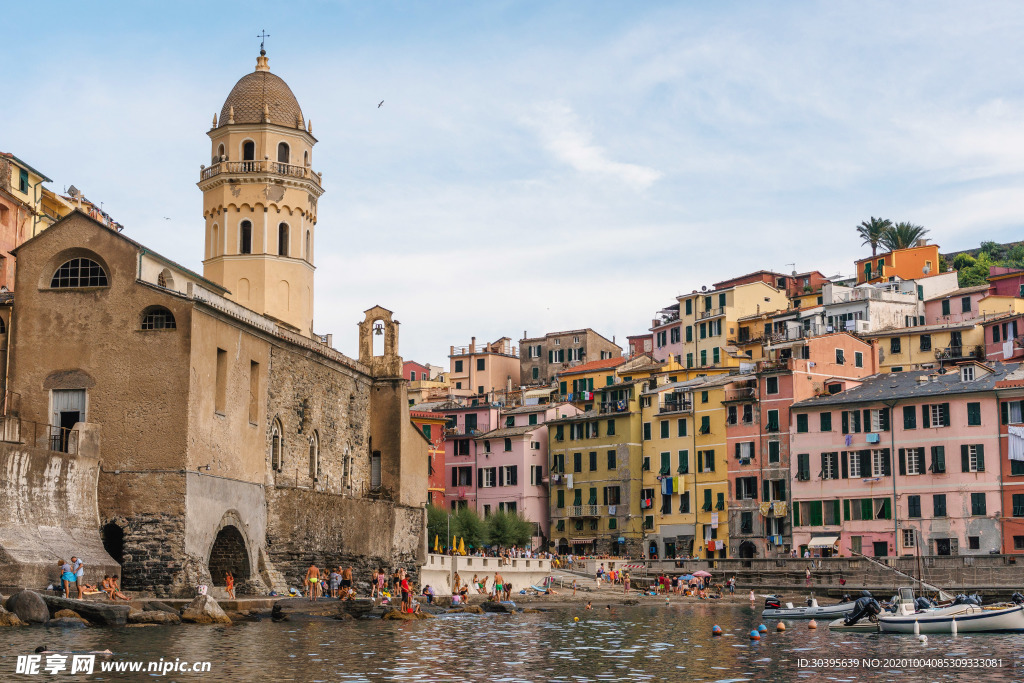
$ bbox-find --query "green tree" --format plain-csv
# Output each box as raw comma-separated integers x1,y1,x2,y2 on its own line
980,241,1006,260
484,509,535,548
426,504,451,552
451,505,485,550
856,217,892,256
880,222,929,251
1006,244,1024,268
957,252,993,287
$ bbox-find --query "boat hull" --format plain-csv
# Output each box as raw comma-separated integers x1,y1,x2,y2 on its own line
763,603,857,620
879,604,1024,634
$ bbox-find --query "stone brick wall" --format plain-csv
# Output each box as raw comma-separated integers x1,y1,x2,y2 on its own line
265,487,425,590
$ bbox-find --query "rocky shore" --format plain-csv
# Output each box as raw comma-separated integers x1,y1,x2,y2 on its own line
0,584,762,630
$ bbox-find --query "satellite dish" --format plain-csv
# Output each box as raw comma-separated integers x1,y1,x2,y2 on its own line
67,185,80,198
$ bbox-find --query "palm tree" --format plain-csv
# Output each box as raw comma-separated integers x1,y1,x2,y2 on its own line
856,217,892,256
880,222,929,252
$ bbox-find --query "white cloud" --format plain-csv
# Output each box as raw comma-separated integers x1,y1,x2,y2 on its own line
522,102,662,189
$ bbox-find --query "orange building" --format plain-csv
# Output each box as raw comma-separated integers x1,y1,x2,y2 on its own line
855,244,941,285
410,410,448,506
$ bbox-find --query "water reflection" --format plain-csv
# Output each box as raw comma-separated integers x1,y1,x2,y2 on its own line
1,603,1022,681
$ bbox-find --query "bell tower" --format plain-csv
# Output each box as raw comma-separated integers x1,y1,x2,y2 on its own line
198,48,323,336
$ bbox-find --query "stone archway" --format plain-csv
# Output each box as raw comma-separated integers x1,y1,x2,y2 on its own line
207,525,251,587
739,541,757,559
101,522,125,566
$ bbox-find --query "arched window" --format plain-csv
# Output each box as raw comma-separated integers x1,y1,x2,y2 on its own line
211,224,220,257
303,150,309,167
308,431,320,480
242,141,255,161
305,230,311,261
277,142,290,164
278,223,289,256
141,306,176,330
51,258,108,288
217,143,225,160
0,317,7,334
156,268,175,290
240,220,252,254
270,419,283,472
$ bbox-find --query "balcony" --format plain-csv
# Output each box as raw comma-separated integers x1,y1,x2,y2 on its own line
599,401,630,414
722,387,756,402
935,345,983,361
698,306,725,320
568,504,602,517
658,399,693,415
757,358,794,373
444,427,482,437
199,160,322,187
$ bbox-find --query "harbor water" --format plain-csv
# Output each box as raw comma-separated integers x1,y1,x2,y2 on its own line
2,603,1022,681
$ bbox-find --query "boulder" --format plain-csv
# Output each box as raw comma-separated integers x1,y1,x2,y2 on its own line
522,608,542,614
381,609,416,620
53,609,82,619
145,601,178,615
129,610,181,625
6,591,50,624
46,617,89,628
447,605,485,614
41,596,130,627
0,606,26,627
181,595,231,625
482,601,516,613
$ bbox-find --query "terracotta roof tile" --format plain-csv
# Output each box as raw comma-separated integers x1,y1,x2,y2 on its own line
556,357,626,377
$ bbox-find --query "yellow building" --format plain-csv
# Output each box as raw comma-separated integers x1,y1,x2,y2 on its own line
640,374,742,559
555,354,686,413
547,379,644,557
865,322,985,372
198,49,322,336
677,282,789,373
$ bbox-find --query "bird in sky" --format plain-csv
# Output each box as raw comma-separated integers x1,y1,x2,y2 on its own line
378,100,384,108
163,217,171,220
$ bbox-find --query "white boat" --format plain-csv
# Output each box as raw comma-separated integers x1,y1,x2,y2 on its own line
762,596,859,620
879,589,1024,633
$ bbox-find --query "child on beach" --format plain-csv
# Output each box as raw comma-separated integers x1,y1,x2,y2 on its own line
225,572,235,600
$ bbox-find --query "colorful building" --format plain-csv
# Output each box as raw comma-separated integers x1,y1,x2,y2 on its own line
650,303,682,362
439,401,500,511
473,402,579,547
864,321,985,372
448,337,519,400
986,267,1024,299
789,364,1018,558
855,243,942,285
555,357,627,408
547,380,644,556
519,328,621,387
410,410,448,506
996,366,1024,554
924,285,990,325
627,333,653,358
676,280,790,372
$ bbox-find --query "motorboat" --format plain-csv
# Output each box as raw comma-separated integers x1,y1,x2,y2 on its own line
761,594,861,620
831,588,1024,634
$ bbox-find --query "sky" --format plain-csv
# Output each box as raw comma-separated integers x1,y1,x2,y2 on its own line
5,1,1024,364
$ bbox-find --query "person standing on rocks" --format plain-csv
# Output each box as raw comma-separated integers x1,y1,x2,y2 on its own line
341,566,353,598
305,563,320,602
59,559,75,598
225,572,235,600
71,556,85,599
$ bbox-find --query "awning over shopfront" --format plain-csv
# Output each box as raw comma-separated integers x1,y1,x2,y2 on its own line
808,535,839,548
570,538,596,544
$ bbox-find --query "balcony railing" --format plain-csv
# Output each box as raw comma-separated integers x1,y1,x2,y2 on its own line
444,427,482,437
723,387,756,402
935,345,983,361
698,306,725,320
599,401,630,414
756,358,793,373
568,504,601,517
659,399,693,414
199,160,322,186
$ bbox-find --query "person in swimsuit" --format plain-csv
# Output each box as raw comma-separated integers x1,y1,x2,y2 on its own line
71,557,85,599
377,569,387,601
59,559,75,598
340,566,353,598
305,563,320,602
225,572,235,599
400,574,411,613
370,569,380,599
493,572,503,600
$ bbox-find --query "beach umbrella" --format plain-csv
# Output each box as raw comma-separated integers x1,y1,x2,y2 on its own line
453,534,457,553
682,574,694,581
434,535,439,553
458,537,466,555
693,570,712,578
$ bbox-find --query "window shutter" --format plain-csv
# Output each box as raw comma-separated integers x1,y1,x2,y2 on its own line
778,479,786,500
843,499,850,521
841,411,849,434
940,403,950,427
735,443,741,459
831,455,839,481
903,406,915,430
559,349,565,363
899,449,906,476
880,408,890,431
736,479,742,498
840,451,848,479
961,445,969,472
498,467,505,486
853,411,861,433
793,501,800,527
697,451,703,472
763,479,770,501
922,405,931,428
819,453,827,479
882,449,891,476
862,409,870,432
452,468,458,486
931,445,944,473
1003,401,1010,425
707,450,715,471
976,445,985,472
860,450,871,475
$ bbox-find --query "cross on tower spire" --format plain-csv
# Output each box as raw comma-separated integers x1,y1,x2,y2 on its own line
257,29,270,54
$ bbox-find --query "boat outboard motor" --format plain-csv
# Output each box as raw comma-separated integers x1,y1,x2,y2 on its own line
914,597,933,611
764,596,781,610
953,593,982,606
806,597,814,607
860,590,873,599
1011,593,1024,605
843,596,881,626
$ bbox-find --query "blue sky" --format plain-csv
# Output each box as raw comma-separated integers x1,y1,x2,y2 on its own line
5,1,1024,364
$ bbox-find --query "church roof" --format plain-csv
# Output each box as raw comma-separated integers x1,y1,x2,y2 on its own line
219,52,303,128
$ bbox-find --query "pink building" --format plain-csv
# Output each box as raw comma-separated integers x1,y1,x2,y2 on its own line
790,363,1017,558
403,360,431,382
923,285,989,325
439,402,499,511
473,402,580,547
726,333,875,559
980,311,1023,363
448,336,519,400
650,304,682,362
987,266,1024,298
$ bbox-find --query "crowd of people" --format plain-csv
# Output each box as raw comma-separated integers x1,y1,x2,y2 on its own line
54,556,131,602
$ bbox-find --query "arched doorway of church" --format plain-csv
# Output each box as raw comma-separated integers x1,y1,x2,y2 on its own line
208,525,251,588
101,522,124,566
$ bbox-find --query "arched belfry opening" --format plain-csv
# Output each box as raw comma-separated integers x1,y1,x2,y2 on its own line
358,306,403,378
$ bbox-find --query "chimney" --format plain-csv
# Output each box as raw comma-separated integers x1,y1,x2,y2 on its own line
471,336,476,353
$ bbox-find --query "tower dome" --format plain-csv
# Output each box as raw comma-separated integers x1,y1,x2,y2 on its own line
219,51,304,127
